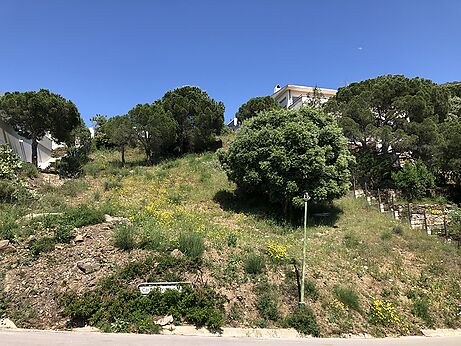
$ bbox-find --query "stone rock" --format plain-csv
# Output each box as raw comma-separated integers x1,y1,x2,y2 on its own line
0,240,16,253
104,214,128,223
74,234,84,243
0,318,17,329
28,235,36,243
170,249,184,258
155,315,174,326
77,259,100,274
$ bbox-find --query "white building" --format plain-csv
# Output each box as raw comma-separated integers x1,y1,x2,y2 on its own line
271,84,336,109
0,119,58,169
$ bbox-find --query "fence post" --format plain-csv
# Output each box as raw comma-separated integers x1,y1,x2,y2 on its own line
423,207,429,234
352,178,357,199
407,203,412,225
378,189,382,212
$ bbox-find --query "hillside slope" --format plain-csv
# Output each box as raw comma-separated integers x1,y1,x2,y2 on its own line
1,148,460,336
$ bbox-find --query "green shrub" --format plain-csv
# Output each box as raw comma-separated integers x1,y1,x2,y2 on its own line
256,294,280,321
343,233,360,248
227,233,237,247
0,180,16,202
58,145,90,178
0,145,22,179
113,224,136,251
0,208,20,240
178,232,205,260
29,237,55,257
61,285,225,332
392,160,435,201
244,253,265,275
63,205,106,228
380,230,392,241
54,224,74,244
305,279,319,302
410,293,433,327
20,162,39,178
392,225,404,235
334,285,361,312
285,306,320,336
103,178,122,191
139,226,164,251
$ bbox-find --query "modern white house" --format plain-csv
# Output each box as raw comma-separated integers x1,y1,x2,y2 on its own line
271,84,337,109
0,119,58,169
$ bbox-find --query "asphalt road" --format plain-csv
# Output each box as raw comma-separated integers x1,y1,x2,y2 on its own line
1,330,461,346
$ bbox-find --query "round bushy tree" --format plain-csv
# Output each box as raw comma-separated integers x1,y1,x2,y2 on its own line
218,107,354,212
235,96,278,123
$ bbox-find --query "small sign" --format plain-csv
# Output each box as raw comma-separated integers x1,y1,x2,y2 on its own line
137,281,191,295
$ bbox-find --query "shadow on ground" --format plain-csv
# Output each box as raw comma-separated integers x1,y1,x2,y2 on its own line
213,189,342,228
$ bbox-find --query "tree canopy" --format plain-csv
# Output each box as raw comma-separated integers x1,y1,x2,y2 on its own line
218,107,354,213
326,75,449,189
235,96,278,123
162,86,224,154
103,115,137,165
0,89,81,166
128,101,177,163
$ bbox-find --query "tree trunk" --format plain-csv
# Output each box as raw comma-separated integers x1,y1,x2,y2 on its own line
31,138,38,167
121,145,125,166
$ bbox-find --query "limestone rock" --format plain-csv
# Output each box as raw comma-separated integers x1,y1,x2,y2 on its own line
77,259,100,274
0,318,17,329
0,240,16,253
155,315,173,326
74,234,84,243
171,249,184,258
104,214,128,224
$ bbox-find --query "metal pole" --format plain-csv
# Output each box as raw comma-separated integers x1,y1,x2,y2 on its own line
300,192,310,307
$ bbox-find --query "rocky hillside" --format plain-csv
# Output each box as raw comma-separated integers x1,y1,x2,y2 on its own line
1,148,460,336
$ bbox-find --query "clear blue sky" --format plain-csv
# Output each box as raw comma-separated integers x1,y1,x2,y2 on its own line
1,0,460,125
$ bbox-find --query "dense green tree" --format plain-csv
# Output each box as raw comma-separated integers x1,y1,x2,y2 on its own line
327,75,449,163
218,107,354,214
162,86,224,154
128,101,177,163
0,89,80,166
392,160,435,201
103,115,137,165
235,96,278,123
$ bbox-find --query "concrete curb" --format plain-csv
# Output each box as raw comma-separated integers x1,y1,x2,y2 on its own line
421,329,461,337
161,326,301,338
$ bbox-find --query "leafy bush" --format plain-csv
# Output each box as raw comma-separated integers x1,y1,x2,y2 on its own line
334,285,361,312
369,299,401,326
392,160,435,201
226,233,237,247
0,208,20,240
285,306,320,336
0,180,16,203
29,236,55,257
20,162,39,178
58,145,90,178
218,107,354,212
256,294,280,321
63,205,106,228
244,253,265,275
392,225,404,235
61,285,225,332
178,232,205,260
54,224,74,244
0,145,22,179
113,224,137,251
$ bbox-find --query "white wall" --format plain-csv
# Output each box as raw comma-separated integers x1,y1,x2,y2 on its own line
0,120,54,168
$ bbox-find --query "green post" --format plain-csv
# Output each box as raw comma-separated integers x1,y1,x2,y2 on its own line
300,192,310,307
